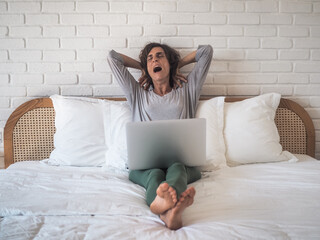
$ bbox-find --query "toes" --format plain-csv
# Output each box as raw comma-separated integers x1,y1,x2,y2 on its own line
157,183,170,196
160,182,169,191
168,186,175,194
180,189,189,199
186,187,196,197
188,188,195,197
168,187,177,200
178,187,196,205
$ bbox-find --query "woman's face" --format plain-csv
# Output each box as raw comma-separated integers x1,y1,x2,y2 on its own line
146,47,170,84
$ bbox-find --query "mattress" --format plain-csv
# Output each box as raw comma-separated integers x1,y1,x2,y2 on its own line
1,154,320,240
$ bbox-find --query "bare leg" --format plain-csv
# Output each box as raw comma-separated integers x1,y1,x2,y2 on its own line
150,182,177,215
160,187,196,230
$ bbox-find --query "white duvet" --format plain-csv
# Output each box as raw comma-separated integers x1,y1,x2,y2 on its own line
1,155,320,240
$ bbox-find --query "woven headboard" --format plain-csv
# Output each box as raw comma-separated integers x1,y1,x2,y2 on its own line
4,97,315,168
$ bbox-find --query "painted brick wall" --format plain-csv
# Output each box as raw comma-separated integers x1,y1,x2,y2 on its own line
0,0,320,166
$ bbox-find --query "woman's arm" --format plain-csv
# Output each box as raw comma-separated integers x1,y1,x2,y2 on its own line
107,50,145,104
178,50,197,69
171,50,197,88
108,50,150,90
186,45,213,100
118,53,142,70
116,53,152,90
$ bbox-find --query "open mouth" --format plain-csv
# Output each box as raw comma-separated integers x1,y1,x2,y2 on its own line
153,67,162,73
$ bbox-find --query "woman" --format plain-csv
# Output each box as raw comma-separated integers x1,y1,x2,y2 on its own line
107,43,213,230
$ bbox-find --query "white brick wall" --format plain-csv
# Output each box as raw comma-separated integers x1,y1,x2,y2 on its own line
0,0,320,164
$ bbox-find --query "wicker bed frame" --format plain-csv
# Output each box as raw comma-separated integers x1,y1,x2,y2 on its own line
4,97,316,169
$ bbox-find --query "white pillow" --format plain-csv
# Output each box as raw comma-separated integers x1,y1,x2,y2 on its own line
195,97,227,171
102,100,131,170
49,95,106,167
224,93,298,166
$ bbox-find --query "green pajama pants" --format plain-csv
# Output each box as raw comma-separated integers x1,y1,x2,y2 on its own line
129,162,201,206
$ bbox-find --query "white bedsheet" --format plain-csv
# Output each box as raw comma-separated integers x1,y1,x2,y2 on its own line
1,155,320,240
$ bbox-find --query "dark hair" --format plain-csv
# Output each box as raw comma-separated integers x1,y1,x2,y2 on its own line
139,42,180,88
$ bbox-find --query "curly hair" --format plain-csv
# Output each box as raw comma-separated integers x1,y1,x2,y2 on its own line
139,42,180,88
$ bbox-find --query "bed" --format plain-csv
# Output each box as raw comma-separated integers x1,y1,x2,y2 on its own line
1,93,319,240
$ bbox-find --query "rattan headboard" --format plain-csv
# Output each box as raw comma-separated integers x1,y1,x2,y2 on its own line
4,97,315,168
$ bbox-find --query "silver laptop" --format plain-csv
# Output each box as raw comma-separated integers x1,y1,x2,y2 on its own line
126,118,206,170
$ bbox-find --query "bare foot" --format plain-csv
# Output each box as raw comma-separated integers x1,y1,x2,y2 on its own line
150,183,177,215
160,187,196,230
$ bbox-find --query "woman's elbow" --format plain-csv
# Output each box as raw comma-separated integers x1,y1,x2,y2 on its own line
204,45,213,58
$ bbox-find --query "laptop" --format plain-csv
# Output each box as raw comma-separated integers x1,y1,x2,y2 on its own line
126,118,206,170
